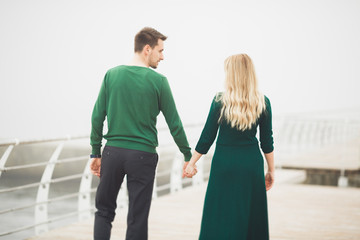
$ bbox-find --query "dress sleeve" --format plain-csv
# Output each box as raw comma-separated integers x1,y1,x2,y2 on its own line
195,96,220,154
259,96,274,153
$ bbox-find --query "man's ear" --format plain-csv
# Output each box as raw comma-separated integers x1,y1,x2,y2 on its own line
143,44,151,56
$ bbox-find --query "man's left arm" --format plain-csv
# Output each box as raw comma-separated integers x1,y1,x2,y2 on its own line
159,77,192,162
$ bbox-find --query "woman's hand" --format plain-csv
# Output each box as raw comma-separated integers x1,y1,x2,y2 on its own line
184,163,198,178
182,151,202,178
265,171,274,191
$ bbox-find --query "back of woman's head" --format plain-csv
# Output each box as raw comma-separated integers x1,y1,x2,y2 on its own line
218,54,265,130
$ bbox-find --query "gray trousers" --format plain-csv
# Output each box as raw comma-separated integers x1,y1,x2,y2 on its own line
94,145,158,240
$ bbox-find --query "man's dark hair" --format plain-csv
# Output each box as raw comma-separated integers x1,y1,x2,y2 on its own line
134,27,167,53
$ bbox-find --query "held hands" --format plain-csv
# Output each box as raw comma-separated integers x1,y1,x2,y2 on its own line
182,162,198,178
265,171,274,191
182,151,202,178
90,158,101,177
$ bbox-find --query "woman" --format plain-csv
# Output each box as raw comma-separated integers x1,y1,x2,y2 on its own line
185,54,275,240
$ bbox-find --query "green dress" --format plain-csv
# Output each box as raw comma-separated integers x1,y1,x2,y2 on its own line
196,94,274,240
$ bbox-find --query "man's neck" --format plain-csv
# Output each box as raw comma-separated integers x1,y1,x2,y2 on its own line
128,54,149,68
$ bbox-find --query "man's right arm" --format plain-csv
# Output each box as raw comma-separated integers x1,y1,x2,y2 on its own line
159,77,192,162
90,74,107,155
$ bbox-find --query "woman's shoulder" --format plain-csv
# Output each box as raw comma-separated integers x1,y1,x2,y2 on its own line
263,94,270,102
261,94,272,117
263,94,271,108
213,92,224,106
214,92,223,101
205,92,223,112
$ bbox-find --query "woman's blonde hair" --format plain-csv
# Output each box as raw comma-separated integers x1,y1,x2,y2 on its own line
217,54,265,130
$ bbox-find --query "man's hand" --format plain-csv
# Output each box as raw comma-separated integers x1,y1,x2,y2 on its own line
90,158,101,177
183,162,197,178
182,162,189,178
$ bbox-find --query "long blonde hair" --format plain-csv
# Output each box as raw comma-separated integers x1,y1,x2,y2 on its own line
217,54,265,130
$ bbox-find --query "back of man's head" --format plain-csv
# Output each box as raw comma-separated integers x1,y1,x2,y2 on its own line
134,27,167,53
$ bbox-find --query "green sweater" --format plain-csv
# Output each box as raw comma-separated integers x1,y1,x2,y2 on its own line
90,65,192,161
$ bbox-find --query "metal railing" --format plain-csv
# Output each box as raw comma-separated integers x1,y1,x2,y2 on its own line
272,115,360,160
0,135,93,237
0,124,212,239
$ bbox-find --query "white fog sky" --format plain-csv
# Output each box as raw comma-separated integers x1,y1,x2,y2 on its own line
0,0,359,139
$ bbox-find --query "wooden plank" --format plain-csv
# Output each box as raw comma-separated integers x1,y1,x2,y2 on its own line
27,172,360,240
268,183,360,240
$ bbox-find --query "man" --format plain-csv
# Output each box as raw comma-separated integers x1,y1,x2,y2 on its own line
89,27,192,240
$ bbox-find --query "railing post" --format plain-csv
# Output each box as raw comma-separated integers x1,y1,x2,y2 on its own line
35,142,64,235
0,143,17,178
338,118,349,187
338,169,348,187
78,158,93,221
170,152,183,194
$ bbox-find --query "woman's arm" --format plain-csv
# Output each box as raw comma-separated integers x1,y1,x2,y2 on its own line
182,96,220,178
264,151,274,173
264,151,275,191
183,151,203,178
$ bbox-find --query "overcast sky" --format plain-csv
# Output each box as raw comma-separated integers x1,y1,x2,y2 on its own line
0,0,359,139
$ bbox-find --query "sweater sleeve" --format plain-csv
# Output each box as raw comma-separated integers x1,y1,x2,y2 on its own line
159,77,192,162
195,96,220,154
90,73,108,155
259,96,274,153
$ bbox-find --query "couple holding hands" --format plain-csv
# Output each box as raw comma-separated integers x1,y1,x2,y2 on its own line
90,27,274,240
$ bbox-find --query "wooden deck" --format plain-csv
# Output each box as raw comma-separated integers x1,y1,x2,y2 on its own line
28,170,360,240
